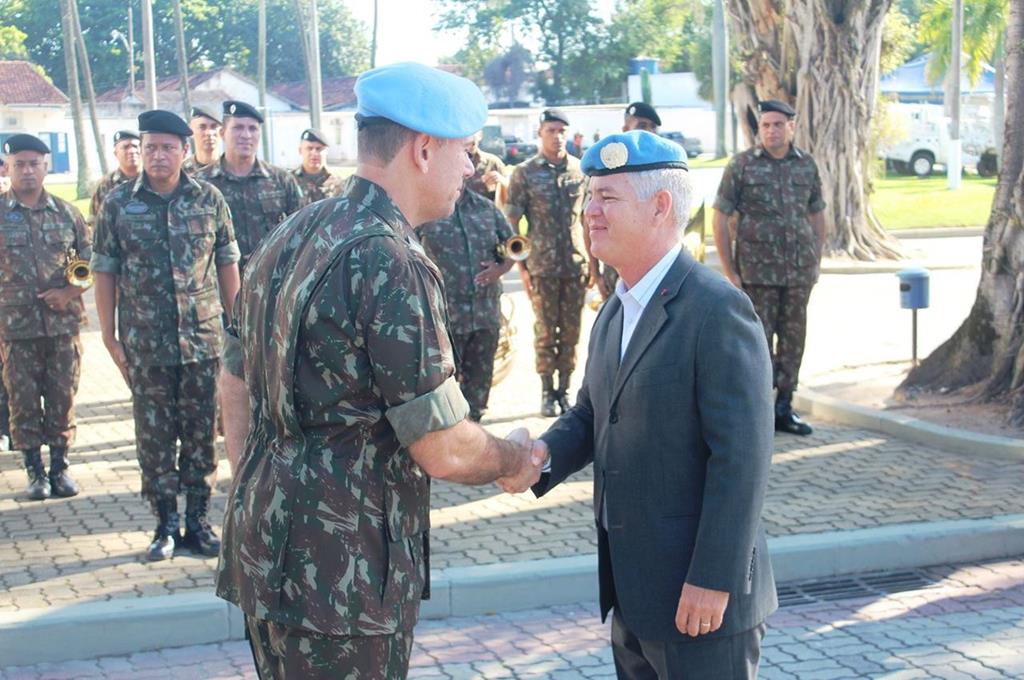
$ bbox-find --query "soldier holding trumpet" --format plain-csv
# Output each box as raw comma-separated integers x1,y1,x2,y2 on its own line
0,134,92,500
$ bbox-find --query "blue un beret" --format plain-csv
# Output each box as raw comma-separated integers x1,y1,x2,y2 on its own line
138,110,193,137
581,130,688,177
223,100,264,123
4,134,50,155
355,62,487,139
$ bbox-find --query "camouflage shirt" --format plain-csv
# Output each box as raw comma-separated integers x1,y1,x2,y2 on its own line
0,189,90,341
216,175,468,637
418,189,513,334
195,157,305,268
505,153,587,278
714,145,826,287
90,168,137,224
292,167,344,204
465,149,507,202
181,155,213,176
91,173,241,367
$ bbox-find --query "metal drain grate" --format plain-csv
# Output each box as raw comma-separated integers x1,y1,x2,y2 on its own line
777,569,938,608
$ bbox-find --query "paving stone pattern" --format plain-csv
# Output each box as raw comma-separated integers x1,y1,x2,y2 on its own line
3,290,1024,612
3,559,1023,679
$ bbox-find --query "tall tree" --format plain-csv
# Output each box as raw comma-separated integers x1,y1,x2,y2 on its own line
900,0,1024,426
0,25,30,59
729,0,901,260
58,0,91,197
919,0,1008,86
70,0,108,175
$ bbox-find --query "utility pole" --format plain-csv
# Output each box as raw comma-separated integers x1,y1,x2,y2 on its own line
59,0,92,198
258,0,271,160
70,0,108,175
173,0,192,119
711,0,729,158
371,0,379,69
141,0,158,109
308,0,323,131
947,0,963,189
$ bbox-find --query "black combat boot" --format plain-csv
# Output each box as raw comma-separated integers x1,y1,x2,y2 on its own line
48,446,80,498
22,448,50,501
775,391,813,436
147,498,180,561
181,491,221,557
555,373,572,414
540,375,557,417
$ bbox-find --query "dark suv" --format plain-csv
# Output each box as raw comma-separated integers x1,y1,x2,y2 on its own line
503,135,538,165
661,131,703,158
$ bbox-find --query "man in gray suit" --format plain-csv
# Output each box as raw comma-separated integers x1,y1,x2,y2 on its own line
506,131,777,678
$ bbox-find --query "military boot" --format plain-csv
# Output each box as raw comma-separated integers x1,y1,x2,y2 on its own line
22,448,50,501
555,373,572,414
181,491,221,557
775,391,813,436
147,498,180,561
540,375,557,417
48,446,80,498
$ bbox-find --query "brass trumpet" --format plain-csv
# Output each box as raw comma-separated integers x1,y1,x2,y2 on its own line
64,248,94,289
495,234,531,262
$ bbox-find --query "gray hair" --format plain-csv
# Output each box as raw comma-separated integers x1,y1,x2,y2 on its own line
626,168,692,229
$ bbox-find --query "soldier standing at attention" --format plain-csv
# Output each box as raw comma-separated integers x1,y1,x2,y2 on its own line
465,131,508,205
182,106,222,174
195,100,304,268
419,187,515,422
92,110,241,560
713,99,826,436
505,108,588,417
0,134,91,500
89,130,141,223
292,128,343,203
216,62,544,679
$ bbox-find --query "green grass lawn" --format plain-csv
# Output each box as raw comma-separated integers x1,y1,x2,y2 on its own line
47,182,91,217
688,155,730,169
870,173,995,230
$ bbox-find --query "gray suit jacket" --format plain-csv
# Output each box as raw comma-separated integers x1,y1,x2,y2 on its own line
534,250,778,642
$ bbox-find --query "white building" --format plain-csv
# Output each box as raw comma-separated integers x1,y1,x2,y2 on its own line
0,61,73,173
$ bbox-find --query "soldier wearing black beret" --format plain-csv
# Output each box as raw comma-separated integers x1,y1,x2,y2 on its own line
92,109,241,560
292,128,342,203
89,131,142,224
183,106,222,174
623,101,662,132
194,100,305,269
713,97,825,435
0,133,91,501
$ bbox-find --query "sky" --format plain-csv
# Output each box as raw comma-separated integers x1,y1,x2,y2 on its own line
343,0,617,67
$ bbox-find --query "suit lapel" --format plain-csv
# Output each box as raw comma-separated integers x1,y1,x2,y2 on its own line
610,252,695,408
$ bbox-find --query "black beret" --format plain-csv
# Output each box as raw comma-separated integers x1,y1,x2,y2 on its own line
625,101,661,126
758,99,797,118
540,108,570,126
3,134,50,155
300,128,328,146
223,100,264,123
190,106,221,124
138,110,193,137
112,130,140,145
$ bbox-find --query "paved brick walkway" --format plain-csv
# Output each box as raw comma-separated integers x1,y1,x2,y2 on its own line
3,288,1024,613
3,559,1023,679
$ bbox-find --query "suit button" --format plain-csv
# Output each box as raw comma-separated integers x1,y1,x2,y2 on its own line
609,412,619,424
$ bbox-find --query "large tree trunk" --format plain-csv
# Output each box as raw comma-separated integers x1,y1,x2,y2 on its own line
59,0,92,199
729,0,901,260
70,0,108,176
901,0,1024,426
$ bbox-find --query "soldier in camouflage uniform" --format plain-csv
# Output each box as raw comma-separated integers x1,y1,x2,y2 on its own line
89,130,141,224
465,131,508,205
0,134,91,500
292,128,344,203
194,100,305,269
713,99,826,436
505,109,588,417
216,62,543,679
182,106,221,175
92,110,241,561
419,187,515,422
0,157,7,451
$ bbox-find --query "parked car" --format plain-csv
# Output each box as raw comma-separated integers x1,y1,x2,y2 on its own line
660,131,703,158
503,135,538,165
479,125,506,159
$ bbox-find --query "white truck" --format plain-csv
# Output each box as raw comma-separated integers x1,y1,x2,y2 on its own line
880,102,997,177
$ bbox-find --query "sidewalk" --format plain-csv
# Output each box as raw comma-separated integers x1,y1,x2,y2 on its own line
3,229,1023,666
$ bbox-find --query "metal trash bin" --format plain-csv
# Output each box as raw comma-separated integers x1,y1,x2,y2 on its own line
897,267,930,309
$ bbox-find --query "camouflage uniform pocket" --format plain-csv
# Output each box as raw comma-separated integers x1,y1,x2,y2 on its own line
382,449,430,542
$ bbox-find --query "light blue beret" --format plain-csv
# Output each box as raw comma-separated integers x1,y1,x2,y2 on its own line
581,130,688,176
355,62,488,139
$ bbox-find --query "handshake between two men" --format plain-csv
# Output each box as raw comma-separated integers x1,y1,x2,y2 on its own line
496,427,549,494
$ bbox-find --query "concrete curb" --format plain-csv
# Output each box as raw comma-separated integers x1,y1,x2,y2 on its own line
4,514,1024,666
794,389,1024,461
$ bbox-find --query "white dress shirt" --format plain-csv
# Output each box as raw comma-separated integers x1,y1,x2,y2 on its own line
616,243,682,361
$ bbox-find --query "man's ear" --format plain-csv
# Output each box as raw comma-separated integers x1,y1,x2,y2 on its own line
653,189,674,223
410,133,433,174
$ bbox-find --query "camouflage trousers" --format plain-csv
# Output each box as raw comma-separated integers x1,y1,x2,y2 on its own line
453,327,499,421
0,354,8,436
127,359,219,503
743,284,813,394
530,274,587,378
246,615,413,680
0,334,81,450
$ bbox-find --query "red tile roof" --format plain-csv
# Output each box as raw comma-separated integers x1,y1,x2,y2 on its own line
270,75,357,110
0,61,68,106
96,69,222,103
